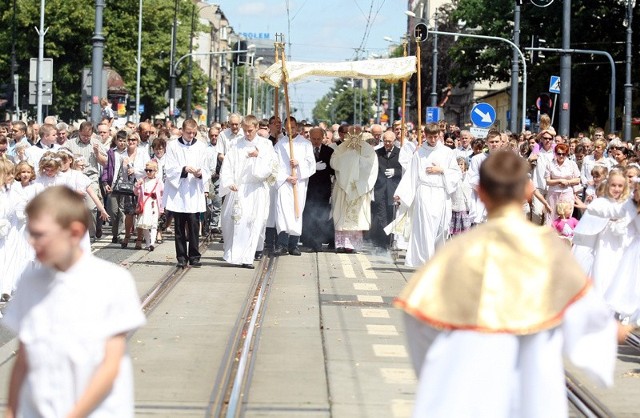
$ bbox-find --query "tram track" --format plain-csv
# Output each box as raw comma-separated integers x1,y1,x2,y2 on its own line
206,254,278,418
566,370,615,417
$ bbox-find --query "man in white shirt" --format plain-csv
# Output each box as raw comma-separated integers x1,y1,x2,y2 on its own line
454,130,474,161
163,118,211,268
217,113,244,162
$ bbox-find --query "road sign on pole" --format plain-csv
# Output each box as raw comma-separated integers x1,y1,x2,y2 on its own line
470,103,496,128
426,107,440,123
549,75,561,94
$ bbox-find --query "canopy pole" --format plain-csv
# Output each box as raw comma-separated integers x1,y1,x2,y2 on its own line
416,38,422,146
401,40,408,146
280,43,300,219
274,35,282,118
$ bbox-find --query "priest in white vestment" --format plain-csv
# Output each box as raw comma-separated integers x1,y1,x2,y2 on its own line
330,126,378,252
273,128,316,256
395,124,461,268
220,115,276,269
396,150,620,418
466,130,502,225
163,118,211,268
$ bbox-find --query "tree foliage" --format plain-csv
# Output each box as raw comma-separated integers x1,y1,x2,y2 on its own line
0,0,209,121
447,0,639,132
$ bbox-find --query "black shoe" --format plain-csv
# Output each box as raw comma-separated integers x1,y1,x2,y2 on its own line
95,228,103,239
254,251,263,261
242,263,255,269
190,260,202,268
289,247,302,256
111,237,119,244
176,261,187,269
272,247,288,257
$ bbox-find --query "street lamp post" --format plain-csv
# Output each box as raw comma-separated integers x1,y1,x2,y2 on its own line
623,0,635,141
558,0,572,136
134,0,143,123
430,12,438,108
168,0,179,123
35,0,48,125
90,0,105,126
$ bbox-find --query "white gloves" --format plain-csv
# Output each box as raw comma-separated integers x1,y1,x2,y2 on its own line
316,161,327,171
385,168,395,178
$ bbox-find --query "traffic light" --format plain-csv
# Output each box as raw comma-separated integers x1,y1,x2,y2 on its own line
538,93,552,117
233,41,247,66
531,35,546,65
0,83,14,110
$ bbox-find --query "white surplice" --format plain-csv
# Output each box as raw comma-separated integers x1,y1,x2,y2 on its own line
163,138,210,214
466,152,488,224
274,135,316,235
395,142,460,267
220,136,275,265
330,140,378,231
404,288,617,418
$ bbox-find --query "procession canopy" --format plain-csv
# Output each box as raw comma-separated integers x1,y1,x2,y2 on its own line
260,56,417,87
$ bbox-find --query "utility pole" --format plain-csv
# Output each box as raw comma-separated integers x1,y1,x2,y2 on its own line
430,12,438,108
558,0,571,136
90,0,105,126
134,0,143,124
169,0,179,123
186,3,195,119
36,0,48,125
509,3,521,133
624,0,635,141
10,0,17,120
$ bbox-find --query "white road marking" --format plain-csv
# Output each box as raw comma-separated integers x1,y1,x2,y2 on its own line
366,324,398,336
373,344,408,358
391,399,414,418
338,254,356,278
353,282,378,291
361,308,390,318
357,295,384,303
380,368,416,384
356,253,378,279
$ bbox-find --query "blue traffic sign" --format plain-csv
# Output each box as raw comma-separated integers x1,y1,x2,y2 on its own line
549,76,561,94
470,103,496,128
426,107,440,123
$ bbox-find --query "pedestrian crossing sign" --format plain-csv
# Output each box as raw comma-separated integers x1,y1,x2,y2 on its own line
549,76,561,94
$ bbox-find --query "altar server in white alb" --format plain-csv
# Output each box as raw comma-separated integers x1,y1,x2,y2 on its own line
220,115,276,269
396,151,622,418
394,123,461,267
163,118,210,268
272,121,316,256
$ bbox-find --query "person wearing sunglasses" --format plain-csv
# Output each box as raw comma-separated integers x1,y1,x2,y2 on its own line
545,143,580,225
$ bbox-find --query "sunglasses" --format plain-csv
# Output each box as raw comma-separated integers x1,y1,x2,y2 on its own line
542,136,553,140
145,169,156,173
556,152,566,156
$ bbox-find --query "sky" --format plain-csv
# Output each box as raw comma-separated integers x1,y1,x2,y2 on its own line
213,0,409,121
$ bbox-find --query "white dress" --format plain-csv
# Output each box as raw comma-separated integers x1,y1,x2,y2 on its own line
572,197,633,299
0,185,15,301
4,182,38,295
136,178,163,230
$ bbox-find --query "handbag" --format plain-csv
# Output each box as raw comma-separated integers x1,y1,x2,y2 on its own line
113,169,135,196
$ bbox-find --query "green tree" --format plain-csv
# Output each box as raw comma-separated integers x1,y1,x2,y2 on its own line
0,0,208,121
448,0,639,133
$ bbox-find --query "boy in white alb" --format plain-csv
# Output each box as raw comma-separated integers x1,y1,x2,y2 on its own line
3,186,146,418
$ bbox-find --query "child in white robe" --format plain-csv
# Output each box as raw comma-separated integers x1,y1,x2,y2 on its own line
0,159,16,307
573,170,632,299
134,161,164,251
2,186,146,417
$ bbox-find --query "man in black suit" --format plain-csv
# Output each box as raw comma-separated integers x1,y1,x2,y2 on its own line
371,130,402,249
301,127,335,251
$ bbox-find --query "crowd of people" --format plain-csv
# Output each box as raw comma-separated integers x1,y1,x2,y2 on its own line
2,110,640,316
